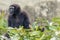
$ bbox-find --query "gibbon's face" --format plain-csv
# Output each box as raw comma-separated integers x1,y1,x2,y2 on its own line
9,6,15,15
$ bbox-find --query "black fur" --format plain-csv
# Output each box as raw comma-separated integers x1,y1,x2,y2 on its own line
8,4,30,29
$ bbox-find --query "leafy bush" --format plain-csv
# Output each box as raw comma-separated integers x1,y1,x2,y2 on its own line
0,13,60,40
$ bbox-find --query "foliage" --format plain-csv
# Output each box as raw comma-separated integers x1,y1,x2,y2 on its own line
0,13,60,40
